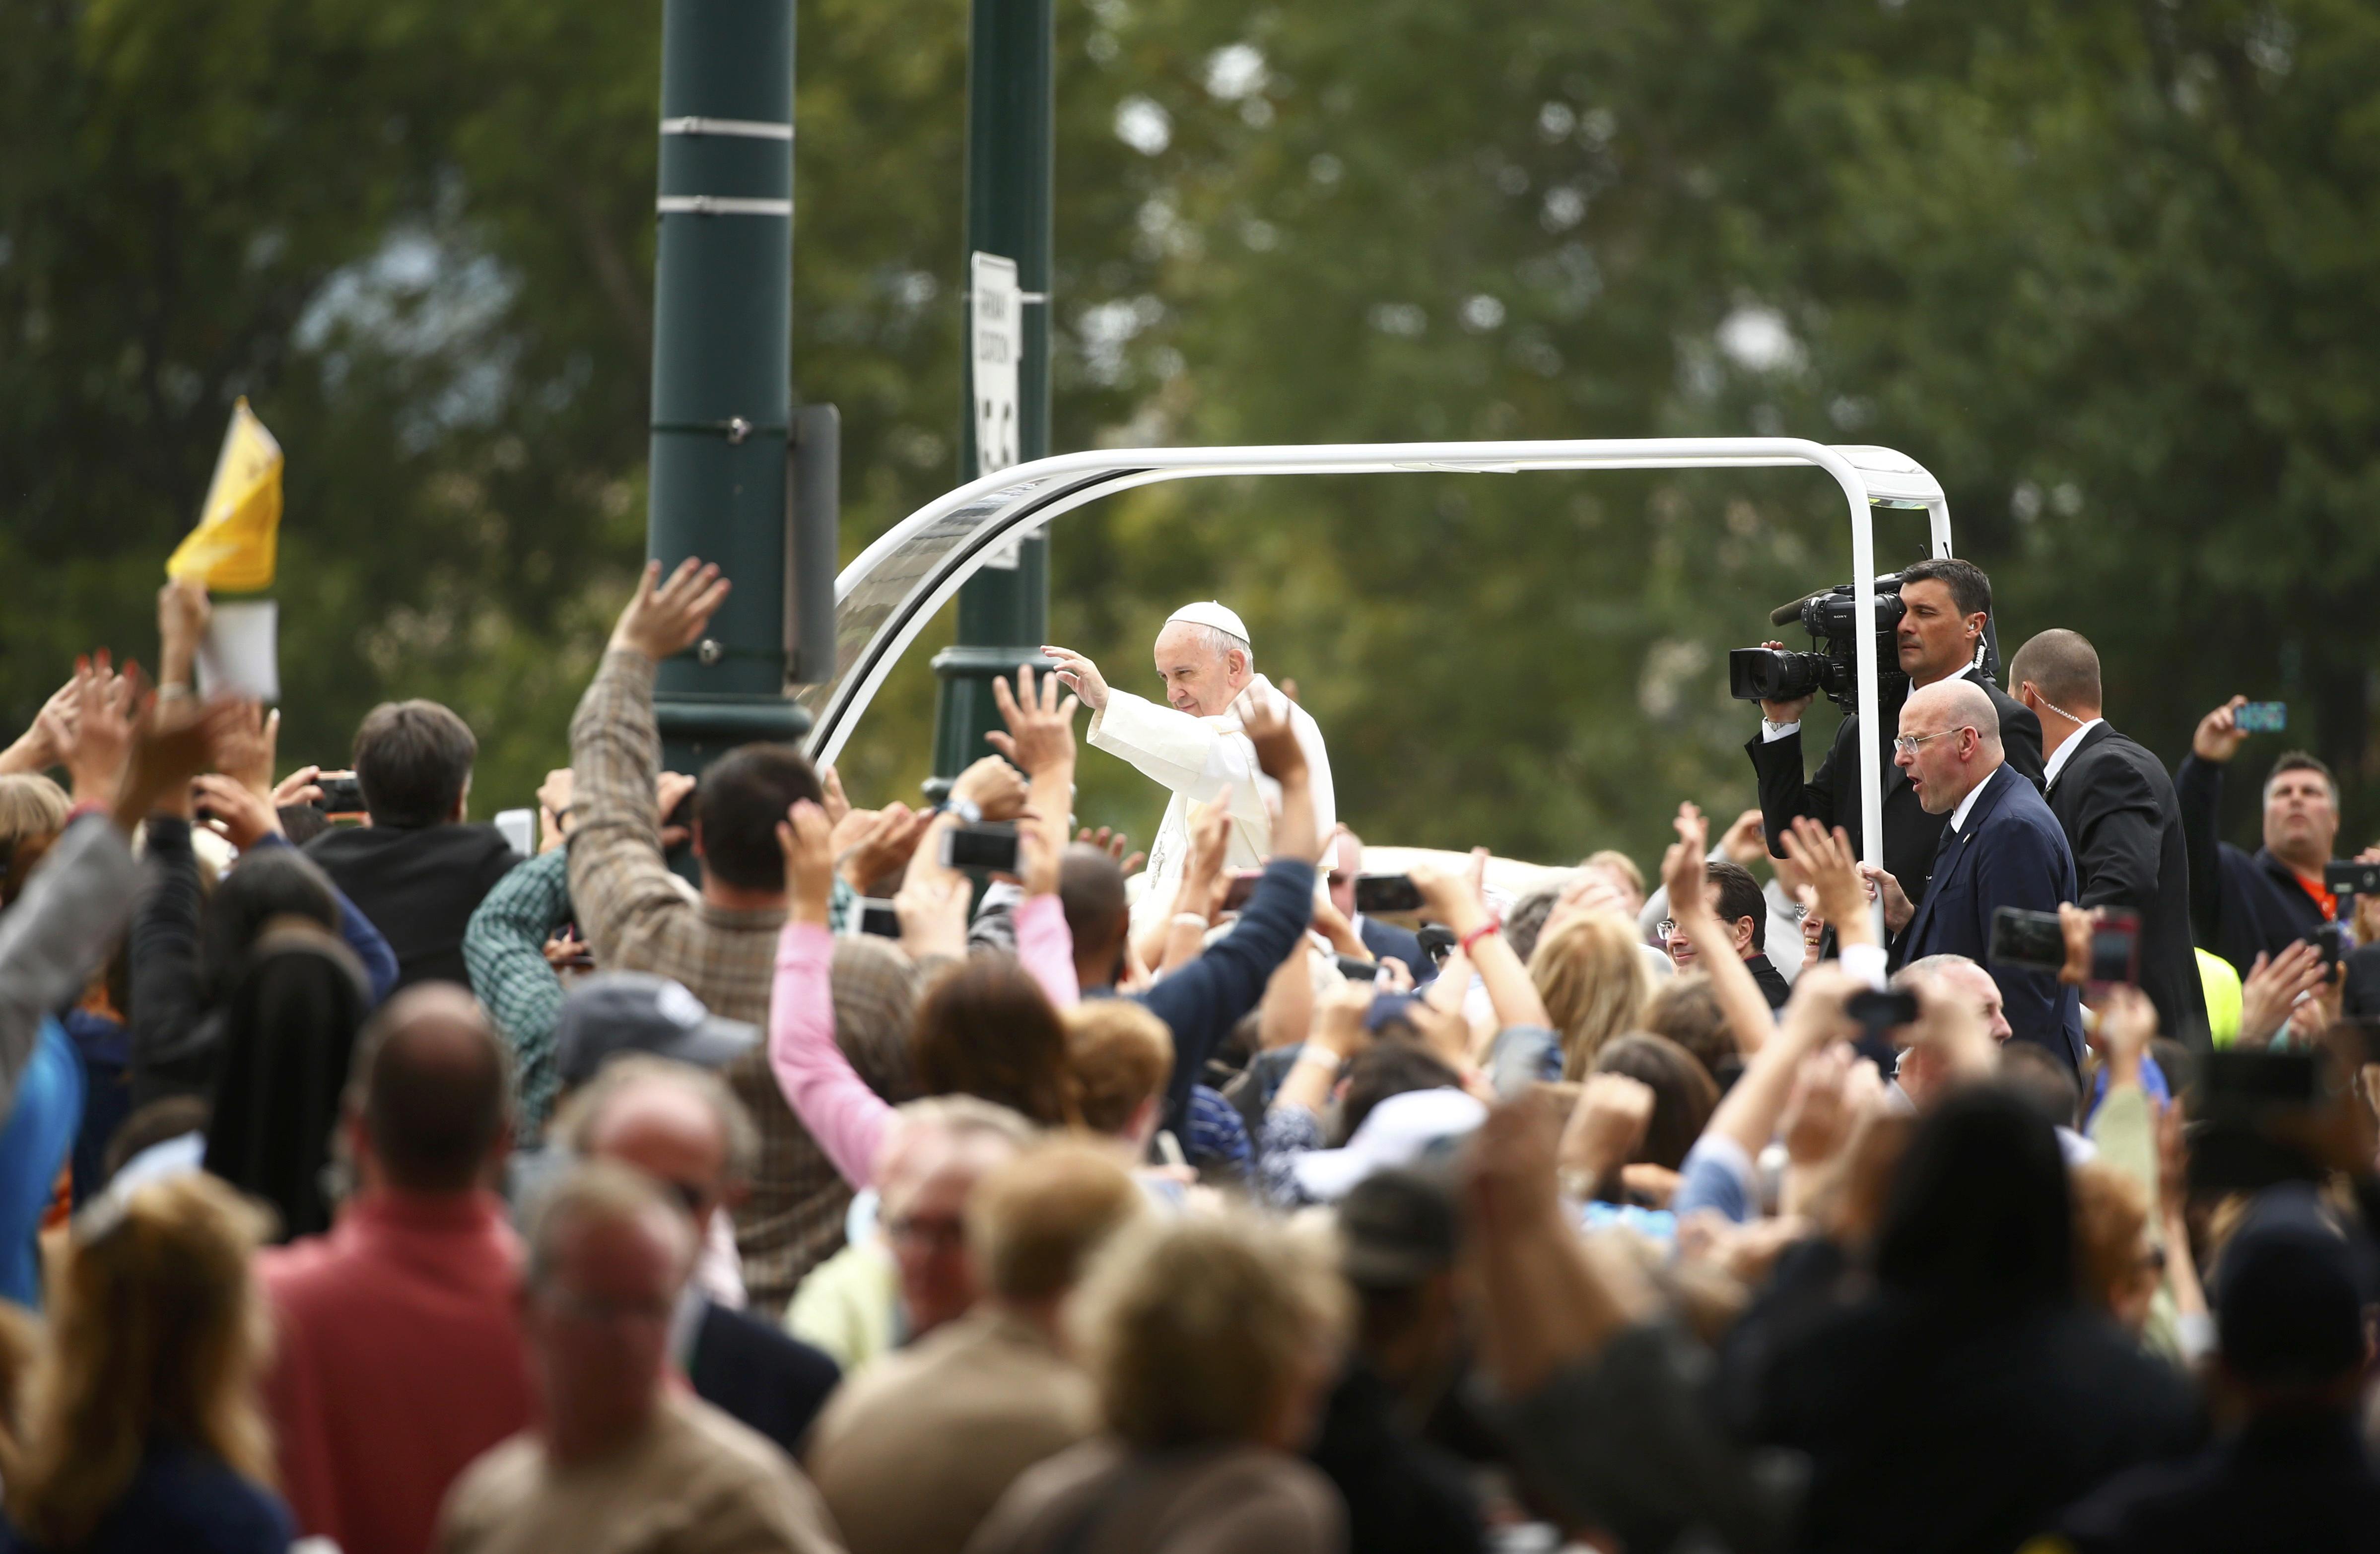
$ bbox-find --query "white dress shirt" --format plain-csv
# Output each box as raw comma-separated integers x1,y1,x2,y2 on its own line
2040,717,2105,790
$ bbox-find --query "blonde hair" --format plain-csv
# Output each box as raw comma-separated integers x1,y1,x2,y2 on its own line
0,774,70,907
10,1175,276,1549
1071,1212,1349,1450
1529,911,1653,1079
1064,1002,1175,1137
967,1136,1147,1303
1577,849,1644,901
2070,1160,2152,1319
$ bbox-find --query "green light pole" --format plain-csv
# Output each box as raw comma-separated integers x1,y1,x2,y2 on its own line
928,0,1054,790
646,0,837,775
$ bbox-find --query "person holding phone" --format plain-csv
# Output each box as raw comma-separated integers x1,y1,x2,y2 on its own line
1043,602,1335,938
2176,695,2346,979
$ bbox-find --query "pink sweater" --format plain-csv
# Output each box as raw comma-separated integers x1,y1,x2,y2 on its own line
770,894,1078,1188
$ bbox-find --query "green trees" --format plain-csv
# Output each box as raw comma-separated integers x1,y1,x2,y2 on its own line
4,0,2372,858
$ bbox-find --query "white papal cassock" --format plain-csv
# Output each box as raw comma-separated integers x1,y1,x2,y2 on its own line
1086,673,1336,934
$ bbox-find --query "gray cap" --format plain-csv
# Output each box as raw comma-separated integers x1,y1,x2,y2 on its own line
554,972,757,1089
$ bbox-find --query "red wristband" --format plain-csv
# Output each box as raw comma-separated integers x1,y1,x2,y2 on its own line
65,800,111,826
1459,920,1501,956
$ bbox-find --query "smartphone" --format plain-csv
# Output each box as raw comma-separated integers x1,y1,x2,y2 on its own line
939,821,1019,874
1987,905,2067,975
2325,860,2380,902
1846,988,1920,1041
853,898,901,938
495,808,535,859
1353,873,1426,916
2235,701,2287,733
1335,954,1381,983
1220,871,1263,913
2086,911,2140,986
1415,925,1456,967
2310,922,2346,975
316,773,366,815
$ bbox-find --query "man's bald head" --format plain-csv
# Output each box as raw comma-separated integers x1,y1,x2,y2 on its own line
1903,678,2001,750
1896,678,2004,815
349,983,514,1194
2008,629,2103,720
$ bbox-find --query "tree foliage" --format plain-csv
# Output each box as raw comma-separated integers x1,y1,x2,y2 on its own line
3,0,2374,862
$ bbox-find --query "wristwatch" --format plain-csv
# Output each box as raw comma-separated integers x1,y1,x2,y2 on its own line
936,795,983,825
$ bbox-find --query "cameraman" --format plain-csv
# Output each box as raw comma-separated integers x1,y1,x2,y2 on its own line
1745,557,2044,911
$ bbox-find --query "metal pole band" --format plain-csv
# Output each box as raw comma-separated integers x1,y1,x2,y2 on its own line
660,116,795,140
656,196,794,217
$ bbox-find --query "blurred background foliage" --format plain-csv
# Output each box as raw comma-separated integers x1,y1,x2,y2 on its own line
4,0,2376,866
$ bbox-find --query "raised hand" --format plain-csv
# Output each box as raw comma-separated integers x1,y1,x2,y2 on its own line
986,663,1080,778
819,764,852,829
1779,817,1869,934
1659,801,1714,926
61,654,138,808
1015,809,1062,897
1038,644,1110,713
2239,940,2330,1050
894,873,971,962
774,798,836,926
1717,807,1768,868
192,772,283,851
2191,695,2250,764
611,557,731,662
1238,686,1306,786
950,754,1029,821
1559,1072,1655,1189
838,803,935,893
1075,825,1145,877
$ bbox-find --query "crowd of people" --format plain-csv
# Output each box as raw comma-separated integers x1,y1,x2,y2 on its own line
0,552,2375,1554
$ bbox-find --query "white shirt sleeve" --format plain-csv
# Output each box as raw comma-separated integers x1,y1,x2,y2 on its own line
1761,718,1802,743
1088,688,1274,839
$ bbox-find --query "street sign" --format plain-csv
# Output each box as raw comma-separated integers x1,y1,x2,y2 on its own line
970,251,1023,567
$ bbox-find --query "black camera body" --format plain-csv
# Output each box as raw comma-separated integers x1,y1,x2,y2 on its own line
1728,575,1911,712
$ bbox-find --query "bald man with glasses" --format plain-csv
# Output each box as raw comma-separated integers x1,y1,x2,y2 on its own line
1862,678,2086,1069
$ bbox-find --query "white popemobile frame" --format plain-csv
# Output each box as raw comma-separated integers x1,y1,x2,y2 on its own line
797,437,1952,907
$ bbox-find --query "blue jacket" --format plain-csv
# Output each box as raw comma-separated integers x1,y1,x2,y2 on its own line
1130,856,1317,1133
1892,764,2086,1069
1358,915,1429,981
0,1017,82,1307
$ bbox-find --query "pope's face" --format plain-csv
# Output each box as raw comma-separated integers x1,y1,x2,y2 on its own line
1154,623,1238,716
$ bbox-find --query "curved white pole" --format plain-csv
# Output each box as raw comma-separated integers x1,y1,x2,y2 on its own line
814,436,1935,915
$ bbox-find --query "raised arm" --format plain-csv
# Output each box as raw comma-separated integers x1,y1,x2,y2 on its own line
567,559,731,968
1412,848,1550,1032
1661,803,1775,1054
2177,697,2247,957
770,799,893,1189
462,847,576,1133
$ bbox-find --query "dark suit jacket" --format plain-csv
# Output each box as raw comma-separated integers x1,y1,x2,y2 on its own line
1750,665,2045,909
2044,723,2211,1054
1891,764,2085,1069
1358,915,1428,979
2175,754,2331,978
687,1297,841,1457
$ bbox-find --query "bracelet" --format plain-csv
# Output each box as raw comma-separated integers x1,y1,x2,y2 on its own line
1459,920,1501,956
156,683,194,703
1171,913,1210,930
1292,1045,1343,1073
936,795,983,825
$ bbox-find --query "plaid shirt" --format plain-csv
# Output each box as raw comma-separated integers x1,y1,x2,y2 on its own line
461,847,572,1134
567,648,913,1313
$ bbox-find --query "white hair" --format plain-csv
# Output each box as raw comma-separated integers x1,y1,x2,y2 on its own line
1183,624,1252,670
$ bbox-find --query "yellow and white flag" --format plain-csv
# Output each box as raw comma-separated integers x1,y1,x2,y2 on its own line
167,398,282,592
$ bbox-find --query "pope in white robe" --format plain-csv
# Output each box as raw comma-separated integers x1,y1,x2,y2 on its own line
1043,602,1335,933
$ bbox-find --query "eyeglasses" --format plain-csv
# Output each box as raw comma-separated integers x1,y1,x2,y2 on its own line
1655,919,1678,939
1891,726,1972,758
